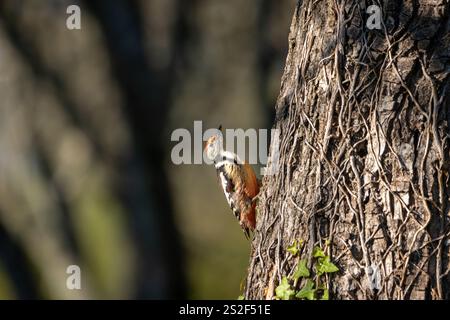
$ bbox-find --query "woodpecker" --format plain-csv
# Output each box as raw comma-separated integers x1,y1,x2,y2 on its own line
204,126,260,239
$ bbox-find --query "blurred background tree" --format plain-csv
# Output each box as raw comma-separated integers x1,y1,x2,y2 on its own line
0,0,295,299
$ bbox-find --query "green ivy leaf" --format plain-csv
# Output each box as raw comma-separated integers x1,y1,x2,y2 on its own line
313,246,326,258
237,295,245,300
275,276,295,300
321,288,329,300
295,279,316,300
316,256,339,275
287,241,299,256
292,259,310,280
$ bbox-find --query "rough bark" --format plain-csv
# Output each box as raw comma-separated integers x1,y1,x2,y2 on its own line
246,0,450,300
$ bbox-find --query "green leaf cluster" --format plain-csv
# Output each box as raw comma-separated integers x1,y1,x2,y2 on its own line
274,243,339,300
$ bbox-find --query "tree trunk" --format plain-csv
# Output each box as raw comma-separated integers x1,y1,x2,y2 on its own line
246,0,450,300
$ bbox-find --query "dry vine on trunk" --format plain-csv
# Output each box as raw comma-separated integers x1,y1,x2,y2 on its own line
245,0,450,300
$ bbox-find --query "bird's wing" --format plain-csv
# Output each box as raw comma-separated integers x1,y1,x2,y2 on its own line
242,162,259,199
217,164,239,219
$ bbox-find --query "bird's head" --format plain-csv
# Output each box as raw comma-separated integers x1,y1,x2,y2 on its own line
204,125,223,162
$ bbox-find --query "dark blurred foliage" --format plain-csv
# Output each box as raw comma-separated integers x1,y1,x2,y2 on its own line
0,0,295,299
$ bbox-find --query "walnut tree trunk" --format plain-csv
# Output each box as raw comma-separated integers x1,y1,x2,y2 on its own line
246,0,450,300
